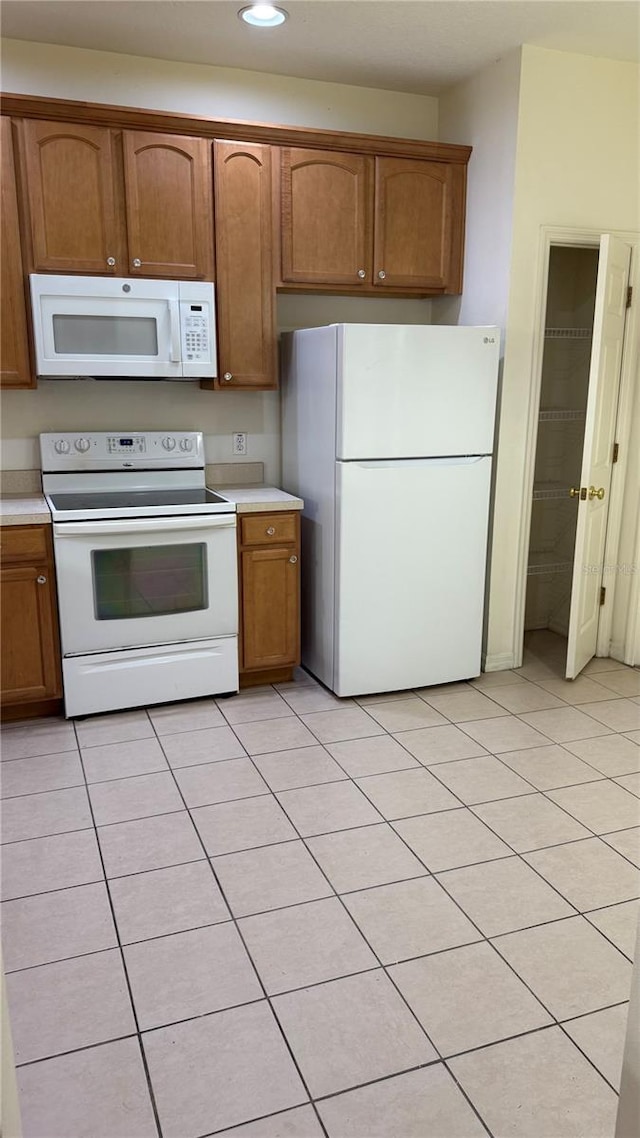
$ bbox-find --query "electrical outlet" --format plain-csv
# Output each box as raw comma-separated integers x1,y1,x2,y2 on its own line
232,432,247,456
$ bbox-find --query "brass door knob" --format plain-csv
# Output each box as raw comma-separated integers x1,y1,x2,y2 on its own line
569,487,581,497
589,486,606,500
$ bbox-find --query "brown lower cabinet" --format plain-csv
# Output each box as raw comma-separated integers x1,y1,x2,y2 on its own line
238,511,300,686
0,524,63,716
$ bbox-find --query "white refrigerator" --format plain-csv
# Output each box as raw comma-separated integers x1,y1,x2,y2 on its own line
281,323,500,697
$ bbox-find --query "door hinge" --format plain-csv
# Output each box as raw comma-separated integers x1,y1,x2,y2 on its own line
600,586,606,606
626,285,633,309
612,442,619,463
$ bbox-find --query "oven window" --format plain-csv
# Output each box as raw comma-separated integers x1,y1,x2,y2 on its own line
53,315,159,356
92,544,207,619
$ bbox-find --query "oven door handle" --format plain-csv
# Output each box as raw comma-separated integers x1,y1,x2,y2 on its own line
54,516,236,537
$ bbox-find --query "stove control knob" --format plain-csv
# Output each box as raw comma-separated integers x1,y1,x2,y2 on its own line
74,438,90,453
162,437,177,451
180,438,194,452
54,439,70,454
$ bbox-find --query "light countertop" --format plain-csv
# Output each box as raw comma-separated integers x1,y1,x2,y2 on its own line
0,494,51,526
213,486,304,513
0,485,303,525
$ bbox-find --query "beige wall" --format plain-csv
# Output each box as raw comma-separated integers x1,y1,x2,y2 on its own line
433,50,521,336
0,39,437,481
0,38,438,137
486,46,640,667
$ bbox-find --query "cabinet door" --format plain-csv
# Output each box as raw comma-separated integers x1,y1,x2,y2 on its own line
281,148,373,286
0,563,62,704
1,119,32,389
374,157,463,290
212,141,276,389
18,119,119,274
241,547,299,670
123,131,213,278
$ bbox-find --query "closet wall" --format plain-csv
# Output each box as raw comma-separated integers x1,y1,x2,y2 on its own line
525,245,599,635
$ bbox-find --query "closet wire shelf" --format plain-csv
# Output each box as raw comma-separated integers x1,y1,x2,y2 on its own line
544,328,592,339
532,482,581,501
527,553,574,576
538,409,586,421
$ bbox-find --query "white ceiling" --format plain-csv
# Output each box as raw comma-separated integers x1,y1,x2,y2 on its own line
2,0,639,96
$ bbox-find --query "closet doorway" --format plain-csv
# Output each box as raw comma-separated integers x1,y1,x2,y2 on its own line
524,235,632,679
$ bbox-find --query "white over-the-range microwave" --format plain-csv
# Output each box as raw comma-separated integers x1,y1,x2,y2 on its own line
29,274,217,380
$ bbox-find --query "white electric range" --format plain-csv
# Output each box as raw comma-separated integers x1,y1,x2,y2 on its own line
41,431,239,718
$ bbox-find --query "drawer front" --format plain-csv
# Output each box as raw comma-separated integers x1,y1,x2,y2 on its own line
0,524,49,564
240,513,297,547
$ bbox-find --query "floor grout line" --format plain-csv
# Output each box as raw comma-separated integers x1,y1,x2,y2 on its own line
70,719,165,1138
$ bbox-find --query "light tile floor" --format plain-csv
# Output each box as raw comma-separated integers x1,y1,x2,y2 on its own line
1,628,639,1137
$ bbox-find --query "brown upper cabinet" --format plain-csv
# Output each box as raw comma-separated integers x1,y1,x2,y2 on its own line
374,157,463,291
1,118,33,388
122,131,213,278
206,140,276,390
17,119,120,275
279,148,466,295
16,120,213,279
280,148,373,287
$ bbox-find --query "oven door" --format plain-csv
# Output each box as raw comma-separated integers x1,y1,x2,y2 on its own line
53,515,237,655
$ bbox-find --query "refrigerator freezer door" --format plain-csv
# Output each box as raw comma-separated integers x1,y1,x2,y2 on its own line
333,456,493,696
336,324,499,459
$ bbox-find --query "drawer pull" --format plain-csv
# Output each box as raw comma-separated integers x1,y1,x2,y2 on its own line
266,526,276,536
36,575,47,584
289,555,298,564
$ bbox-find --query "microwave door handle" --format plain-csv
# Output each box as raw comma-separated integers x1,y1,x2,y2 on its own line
169,300,181,363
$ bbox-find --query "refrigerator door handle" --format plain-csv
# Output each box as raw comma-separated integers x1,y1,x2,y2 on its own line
348,456,490,469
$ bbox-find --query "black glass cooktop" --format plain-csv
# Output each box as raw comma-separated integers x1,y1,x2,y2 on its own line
49,488,229,510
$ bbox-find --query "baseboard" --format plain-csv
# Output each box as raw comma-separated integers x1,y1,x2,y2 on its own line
482,651,517,673
548,620,569,638
608,640,628,666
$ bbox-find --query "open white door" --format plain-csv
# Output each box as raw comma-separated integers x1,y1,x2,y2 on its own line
566,235,632,678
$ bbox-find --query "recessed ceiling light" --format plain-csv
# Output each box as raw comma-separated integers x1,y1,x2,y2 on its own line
239,4,288,27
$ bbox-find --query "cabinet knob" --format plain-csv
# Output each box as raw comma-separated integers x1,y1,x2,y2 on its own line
223,373,233,382
288,555,298,564
357,269,366,279
106,256,116,267
36,575,47,585
377,269,386,280
132,258,142,268
266,526,276,536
